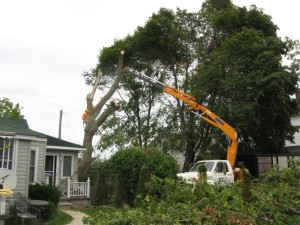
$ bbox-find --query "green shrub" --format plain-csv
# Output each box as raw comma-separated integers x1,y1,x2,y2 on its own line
113,172,128,207
87,160,113,205
85,147,179,207
28,183,61,219
110,147,147,205
29,183,61,206
146,148,178,179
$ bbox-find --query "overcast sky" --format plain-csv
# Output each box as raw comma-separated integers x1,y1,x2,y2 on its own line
1,0,299,146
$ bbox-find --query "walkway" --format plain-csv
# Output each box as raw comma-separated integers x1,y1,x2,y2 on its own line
63,209,89,225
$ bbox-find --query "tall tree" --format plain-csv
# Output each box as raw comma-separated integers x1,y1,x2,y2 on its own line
0,97,24,119
192,0,299,156
78,50,126,178
96,8,202,160
87,0,299,173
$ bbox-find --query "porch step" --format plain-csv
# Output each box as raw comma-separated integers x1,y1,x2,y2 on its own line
58,202,72,210
59,197,91,209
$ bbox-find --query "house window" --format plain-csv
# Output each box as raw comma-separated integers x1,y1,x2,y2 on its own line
29,148,39,183
0,137,14,170
63,155,73,177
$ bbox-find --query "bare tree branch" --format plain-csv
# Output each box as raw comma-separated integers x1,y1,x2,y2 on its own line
86,70,103,110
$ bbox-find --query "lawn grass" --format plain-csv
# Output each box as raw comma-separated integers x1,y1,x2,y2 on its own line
5,210,73,225
6,207,107,225
44,210,73,225
75,205,115,217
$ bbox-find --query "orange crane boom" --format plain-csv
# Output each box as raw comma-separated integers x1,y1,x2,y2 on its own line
134,73,238,169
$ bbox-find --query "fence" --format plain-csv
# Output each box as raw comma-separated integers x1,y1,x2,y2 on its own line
64,178,90,198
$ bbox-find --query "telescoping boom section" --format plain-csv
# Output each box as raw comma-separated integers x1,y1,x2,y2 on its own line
134,73,238,169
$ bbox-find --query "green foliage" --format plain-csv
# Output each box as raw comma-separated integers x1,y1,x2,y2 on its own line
92,147,178,206
0,97,24,118
146,148,178,179
136,164,150,199
92,0,299,173
110,147,147,205
29,183,61,206
86,160,114,205
84,0,300,190
193,0,299,155
260,160,300,186
113,172,128,207
28,183,61,219
197,163,207,181
94,7,201,165
45,210,73,225
84,164,300,224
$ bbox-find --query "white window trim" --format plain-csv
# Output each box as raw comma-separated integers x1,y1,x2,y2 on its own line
30,147,39,183
62,154,73,178
13,139,18,172
0,137,15,170
45,154,60,186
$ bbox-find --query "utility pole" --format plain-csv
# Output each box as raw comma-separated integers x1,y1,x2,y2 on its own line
58,109,63,139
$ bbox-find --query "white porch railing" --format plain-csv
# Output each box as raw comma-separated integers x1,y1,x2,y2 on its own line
64,178,91,198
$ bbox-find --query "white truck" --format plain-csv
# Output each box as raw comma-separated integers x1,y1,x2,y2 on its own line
177,160,235,185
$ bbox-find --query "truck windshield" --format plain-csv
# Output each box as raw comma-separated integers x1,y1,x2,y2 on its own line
190,161,215,172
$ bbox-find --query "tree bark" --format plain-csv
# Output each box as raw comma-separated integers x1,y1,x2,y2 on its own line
78,50,125,179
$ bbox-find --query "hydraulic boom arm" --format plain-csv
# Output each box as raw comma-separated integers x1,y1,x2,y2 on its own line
134,73,238,169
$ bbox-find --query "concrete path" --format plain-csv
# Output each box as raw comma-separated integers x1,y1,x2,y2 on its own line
62,210,89,225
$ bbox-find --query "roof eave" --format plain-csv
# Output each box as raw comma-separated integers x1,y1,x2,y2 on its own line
47,145,86,151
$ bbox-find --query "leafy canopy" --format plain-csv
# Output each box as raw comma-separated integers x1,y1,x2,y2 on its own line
88,0,299,168
0,97,24,119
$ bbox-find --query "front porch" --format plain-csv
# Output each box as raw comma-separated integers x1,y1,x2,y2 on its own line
55,178,92,209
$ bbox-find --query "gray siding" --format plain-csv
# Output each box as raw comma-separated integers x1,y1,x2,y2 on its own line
32,140,46,183
14,139,29,196
14,139,46,196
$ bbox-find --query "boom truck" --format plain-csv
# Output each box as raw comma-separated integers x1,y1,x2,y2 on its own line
132,72,241,185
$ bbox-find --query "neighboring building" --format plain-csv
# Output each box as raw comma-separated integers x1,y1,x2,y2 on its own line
236,110,300,178
0,117,85,196
237,153,299,178
285,114,300,154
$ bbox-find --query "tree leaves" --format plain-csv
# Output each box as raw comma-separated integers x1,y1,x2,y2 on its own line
0,97,24,119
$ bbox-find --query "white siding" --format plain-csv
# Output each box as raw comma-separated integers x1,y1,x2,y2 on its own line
14,139,29,196
286,115,300,147
46,149,79,185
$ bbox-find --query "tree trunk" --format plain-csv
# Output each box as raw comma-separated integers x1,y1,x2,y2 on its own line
79,130,94,179
78,50,125,179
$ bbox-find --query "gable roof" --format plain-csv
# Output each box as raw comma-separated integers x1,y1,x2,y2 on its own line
0,117,84,150
0,117,46,138
45,134,84,149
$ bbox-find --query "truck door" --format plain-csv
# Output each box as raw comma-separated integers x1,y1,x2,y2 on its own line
213,162,233,185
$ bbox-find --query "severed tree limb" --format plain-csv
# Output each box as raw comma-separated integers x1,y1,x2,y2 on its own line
190,198,207,209
272,199,300,215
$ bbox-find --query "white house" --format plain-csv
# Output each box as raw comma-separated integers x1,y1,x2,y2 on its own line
0,117,85,196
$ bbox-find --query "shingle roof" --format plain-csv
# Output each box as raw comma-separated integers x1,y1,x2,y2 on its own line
45,134,84,148
0,117,46,138
0,117,84,149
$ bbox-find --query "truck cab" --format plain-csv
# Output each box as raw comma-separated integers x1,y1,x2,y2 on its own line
177,160,235,185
